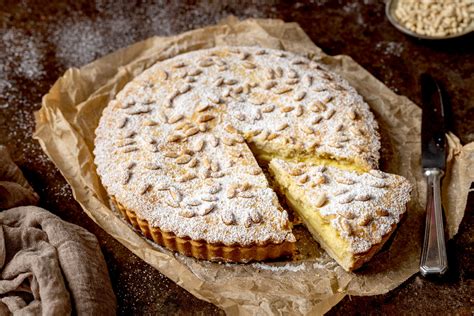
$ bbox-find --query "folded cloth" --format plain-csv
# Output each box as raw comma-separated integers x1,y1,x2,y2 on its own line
0,146,116,315
0,206,116,315
0,182,39,210
0,146,39,210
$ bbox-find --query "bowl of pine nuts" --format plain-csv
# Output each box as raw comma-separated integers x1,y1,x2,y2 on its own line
386,0,474,40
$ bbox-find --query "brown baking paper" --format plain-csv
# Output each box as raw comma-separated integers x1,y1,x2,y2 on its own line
34,17,473,315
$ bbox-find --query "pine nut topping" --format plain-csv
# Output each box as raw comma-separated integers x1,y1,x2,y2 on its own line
341,220,353,235
324,109,335,120
235,113,246,121
179,209,195,218
248,166,262,175
281,106,294,113
267,133,279,140
243,61,256,69
168,114,184,124
198,114,215,123
170,187,182,202
335,177,355,185
288,69,298,78
225,79,238,85
293,91,306,101
302,125,314,134
176,154,192,164
164,150,179,158
266,68,275,80
221,211,236,225
275,66,283,77
184,127,200,137
338,194,354,204
314,193,326,207
189,69,202,76
122,147,139,153
348,109,357,120
222,137,235,146
249,97,265,105
143,120,158,126
210,135,219,147
376,208,390,217
303,74,313,87
208,95,221,104
276,123,289,131
179,84,191,94
263,81,277,90
199,203,216,216
118,117,128,128
122,171,132,185
289,168,304,176
214,77,224,87
167,134,182,143
250,211,262,223
188,158,198,168
144,163,161,170
262,104,275,113
140,184,152,195
173,62,186,68
358,214,372,226
298,174,309,184
285,79,299,85
338,211,356,219
224,124,237,134
227,187,237,199
295,105,304,117
239,52,249,60
355,194,371,202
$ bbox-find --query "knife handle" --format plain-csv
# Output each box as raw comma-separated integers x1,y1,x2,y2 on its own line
420,168,448,276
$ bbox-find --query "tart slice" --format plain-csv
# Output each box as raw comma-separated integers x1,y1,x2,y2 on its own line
269,159,411,271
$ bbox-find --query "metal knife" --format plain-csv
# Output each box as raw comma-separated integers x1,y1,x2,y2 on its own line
419,73,448,276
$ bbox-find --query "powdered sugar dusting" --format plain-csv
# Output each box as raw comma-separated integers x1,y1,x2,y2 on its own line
376,41,404,57
50,17,139,69
0,28,46,108
270,159,411,254
0,27,50,168
50,2,272,69
1,29,46,81
251,262,306,272
94,46,383,247
5,107,51,168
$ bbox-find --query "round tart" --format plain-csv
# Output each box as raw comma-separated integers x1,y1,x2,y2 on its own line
94,46,410,268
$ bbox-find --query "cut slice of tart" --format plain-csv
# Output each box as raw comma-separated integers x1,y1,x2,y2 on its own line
269,159,411,271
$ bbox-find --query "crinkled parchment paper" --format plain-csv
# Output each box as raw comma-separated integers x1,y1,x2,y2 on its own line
34,18,473,315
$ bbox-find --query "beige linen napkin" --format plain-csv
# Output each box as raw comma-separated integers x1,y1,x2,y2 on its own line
0,146,39,210
0,146,116,315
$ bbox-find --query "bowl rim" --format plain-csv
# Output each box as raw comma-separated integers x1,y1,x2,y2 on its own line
385,0,474,40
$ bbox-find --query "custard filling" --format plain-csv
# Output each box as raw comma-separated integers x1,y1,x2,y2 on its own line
269,161,354,269
248,143,369,174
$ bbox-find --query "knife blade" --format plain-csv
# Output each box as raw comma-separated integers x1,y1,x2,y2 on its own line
421,73,446,170
419,73,448,276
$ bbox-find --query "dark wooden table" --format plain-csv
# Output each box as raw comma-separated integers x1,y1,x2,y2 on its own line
1,1,472,314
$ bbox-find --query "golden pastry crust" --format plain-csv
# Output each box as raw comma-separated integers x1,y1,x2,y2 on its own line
112,196,295,262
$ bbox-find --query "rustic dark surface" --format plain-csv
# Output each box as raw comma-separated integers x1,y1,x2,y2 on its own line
0,0,472,315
